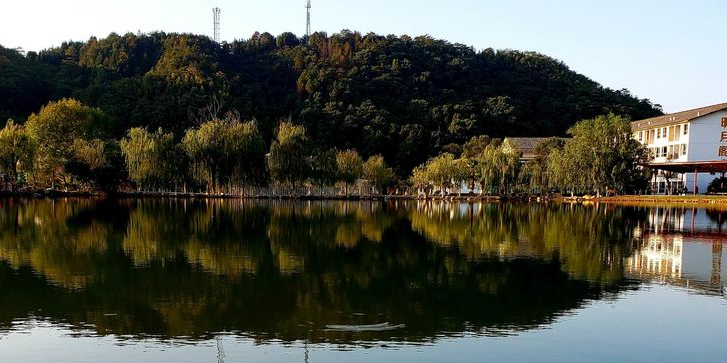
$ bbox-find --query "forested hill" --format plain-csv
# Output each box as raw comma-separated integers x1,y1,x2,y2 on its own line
0,30,662,173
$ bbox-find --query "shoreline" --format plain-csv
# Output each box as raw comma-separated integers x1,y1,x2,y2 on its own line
592,195,727,208
3,191,727,206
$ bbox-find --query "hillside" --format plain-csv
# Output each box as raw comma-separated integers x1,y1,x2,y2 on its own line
0,31,662,173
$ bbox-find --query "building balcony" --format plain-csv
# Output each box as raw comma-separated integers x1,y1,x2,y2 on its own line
651,155,688,164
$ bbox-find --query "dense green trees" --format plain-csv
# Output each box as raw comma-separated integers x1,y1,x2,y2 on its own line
336,149,363,196
409,115,646,197
182,117,266,194
268,122,309,190
310,149,338,193
0,47,56,122
1,98,405,195
0,120,35,191
476,143,521,194
409,136,526,197
546,114,649,196
524,137,565,192
25,98,112,189
0,96,650,197
363,155,394,194
0,31,661,176
120,127,179,191
65,138,125,191
0,28,664,195
410,153,468,196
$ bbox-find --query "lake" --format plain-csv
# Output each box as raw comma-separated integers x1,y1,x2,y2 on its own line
0,199,726,362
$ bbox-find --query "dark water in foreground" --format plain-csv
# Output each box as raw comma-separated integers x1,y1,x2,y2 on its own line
0,199,726,362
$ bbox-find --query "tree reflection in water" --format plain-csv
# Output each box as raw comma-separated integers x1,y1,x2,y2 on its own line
0,198,645,344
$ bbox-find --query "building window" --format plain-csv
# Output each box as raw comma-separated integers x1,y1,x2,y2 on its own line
661,146,667,157
683,124,688,135
638,131,643,142
657,128,661,138
681,144,687,155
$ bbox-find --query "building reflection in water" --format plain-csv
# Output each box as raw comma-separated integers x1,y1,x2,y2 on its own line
627,234,682,279
628,206,727,296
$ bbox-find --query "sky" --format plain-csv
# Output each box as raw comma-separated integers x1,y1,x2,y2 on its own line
1,0,725,113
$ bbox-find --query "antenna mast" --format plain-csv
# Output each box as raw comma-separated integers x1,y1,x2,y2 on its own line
213,7,221,43
306,0,311,38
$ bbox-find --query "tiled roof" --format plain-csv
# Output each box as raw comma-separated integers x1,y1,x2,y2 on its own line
504,137,565,151
631,102,727,130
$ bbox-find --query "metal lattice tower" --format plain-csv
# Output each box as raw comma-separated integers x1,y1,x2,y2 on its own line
213,7,221,43
306,0,311,38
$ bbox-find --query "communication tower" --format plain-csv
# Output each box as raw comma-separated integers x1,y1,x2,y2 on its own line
213,7,221,43
306,0,311,38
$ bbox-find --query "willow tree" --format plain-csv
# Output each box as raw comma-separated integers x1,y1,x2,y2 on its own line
120,127,179,191
477,144,520,195
183,118,266,194
268,122,309,191
0,120,35,191
363,155,394,195
230,120,267,193
336,149,363,196
420,153,468,196
310,149,338,195
409,165,431,196
525,137,565,193
461,135,496,191
546,147,583,196
547,113,649,196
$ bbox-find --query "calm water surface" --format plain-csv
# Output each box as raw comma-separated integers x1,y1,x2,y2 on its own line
0,199,726,362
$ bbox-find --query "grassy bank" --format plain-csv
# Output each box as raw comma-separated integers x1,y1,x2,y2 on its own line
594,195,727,209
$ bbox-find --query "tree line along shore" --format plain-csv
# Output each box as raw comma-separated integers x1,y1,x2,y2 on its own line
1,30,666,196
0,98,677,199
5,31,727,202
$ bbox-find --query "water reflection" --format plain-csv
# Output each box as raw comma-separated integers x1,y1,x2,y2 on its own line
409,202,643,284
0,198,721,345
628,206,727,296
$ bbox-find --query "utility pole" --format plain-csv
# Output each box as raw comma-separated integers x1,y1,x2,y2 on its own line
213,7,221,43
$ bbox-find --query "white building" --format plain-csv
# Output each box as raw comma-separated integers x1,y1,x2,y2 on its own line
631,102,727,194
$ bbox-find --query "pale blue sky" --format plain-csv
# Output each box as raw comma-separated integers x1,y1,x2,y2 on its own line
2,0,725,113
